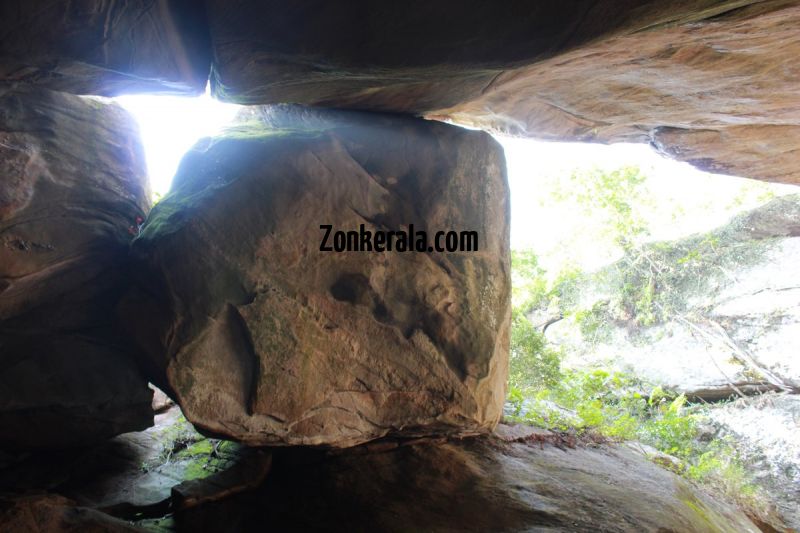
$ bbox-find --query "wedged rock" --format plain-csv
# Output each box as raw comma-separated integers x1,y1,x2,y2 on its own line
0,87,153,449
127,106,510,447
206,1,800,184
0,0,210,95
169,436,760,532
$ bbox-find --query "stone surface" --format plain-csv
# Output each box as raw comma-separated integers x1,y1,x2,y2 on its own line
0,0,210,96
171,450,271,511
435,1,800,184
126,106,510,447
166,436,760,532
206,1,800,184
0,494,141,533
0,406,268,522
0,87,153,449
206,1,751,110
706,394,800,531
538,195,800,530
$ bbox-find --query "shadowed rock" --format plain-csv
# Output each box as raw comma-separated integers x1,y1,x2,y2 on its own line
170,434,761,532
0,87,153,450
0,0,210,95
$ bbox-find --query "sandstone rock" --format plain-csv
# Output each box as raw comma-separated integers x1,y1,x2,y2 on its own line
127,106,510,447
0,0,210,95
206,1,799,184
436,1,800,184
171,437,760,532
206,1,748,110
0,87,153,449
150,385,175,414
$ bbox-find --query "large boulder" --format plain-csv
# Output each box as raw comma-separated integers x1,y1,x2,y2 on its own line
0,0,210,95
205,1,800,184
0,87,153,449
126,107,510,447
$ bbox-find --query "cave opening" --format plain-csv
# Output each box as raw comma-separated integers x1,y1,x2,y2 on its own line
115,86,240,199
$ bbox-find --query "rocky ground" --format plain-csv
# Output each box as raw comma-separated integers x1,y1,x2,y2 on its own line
0,402,762,533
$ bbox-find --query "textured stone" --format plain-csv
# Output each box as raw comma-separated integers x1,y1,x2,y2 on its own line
170,437,760,532
0,0,210,96
206,0,747,110
171,450,272,511
0,87,153,449
206,1,800,184
126,106,510,447
545,195,800,398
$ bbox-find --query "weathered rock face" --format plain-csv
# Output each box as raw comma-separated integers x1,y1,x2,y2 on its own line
0,87,153,449
205,1,800,184
0,494,140,533
437,1,800,184
1,2,797,182
127,107,510,447
0,420,761,532
171,433,761,533
206,0,752,110
538,194,800,530
0,0,210,95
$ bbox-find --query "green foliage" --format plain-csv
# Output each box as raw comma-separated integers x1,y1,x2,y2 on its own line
508,165,778,512
507,366,761,506
509,310,562,395
553,165,651,250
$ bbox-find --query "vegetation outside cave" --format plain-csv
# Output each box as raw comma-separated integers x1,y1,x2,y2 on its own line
504,161,800,527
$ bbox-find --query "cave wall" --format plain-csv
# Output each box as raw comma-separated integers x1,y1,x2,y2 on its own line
0,87,153,449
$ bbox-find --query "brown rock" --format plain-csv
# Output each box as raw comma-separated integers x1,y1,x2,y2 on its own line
0,87,153,449
0,0,210,95
127,106,510,447
172,437,761,532
150,384,175,414
205,1,800,184
206,1,745,111
437,1,800,184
